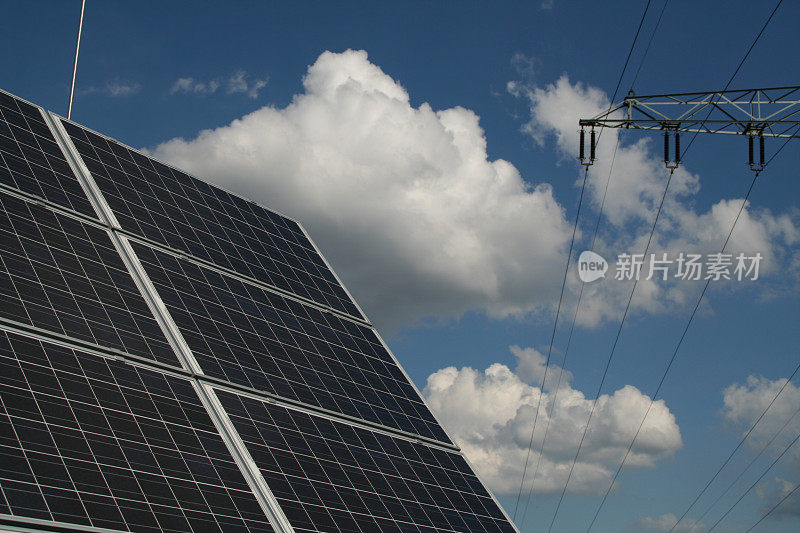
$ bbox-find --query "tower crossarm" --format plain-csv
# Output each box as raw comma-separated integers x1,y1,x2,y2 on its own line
579,86,800,138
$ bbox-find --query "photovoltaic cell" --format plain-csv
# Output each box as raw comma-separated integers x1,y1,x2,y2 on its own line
218,390,514,533
61,120,363,319
0,92,95,218
132,242,450,443
0,193,178,367
0,330,274,532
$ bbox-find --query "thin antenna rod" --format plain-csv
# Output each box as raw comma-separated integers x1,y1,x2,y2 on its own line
67,0,86,120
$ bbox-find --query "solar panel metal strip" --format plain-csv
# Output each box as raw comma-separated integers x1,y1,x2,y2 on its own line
45,114,296,533
0,329,276,533
0,90,96,219
58,119,364,321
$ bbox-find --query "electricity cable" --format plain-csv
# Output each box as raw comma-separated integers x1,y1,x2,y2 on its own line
706,426,800,532
511,0,654,521
745,481,800,531
668,361,800,532
693,402,800,527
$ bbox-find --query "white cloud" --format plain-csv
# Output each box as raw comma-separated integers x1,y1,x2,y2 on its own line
151,49,574,331
723,375,800,462
151,50,796,333
722,375,800,517
422,346,681,495
225,70,268,98
170,70,268,99
633,513,704,532
510,52,537,79
511,74,800,327
171,77,220,95
80,78,141,97
756,477,800,518
511,345,572,390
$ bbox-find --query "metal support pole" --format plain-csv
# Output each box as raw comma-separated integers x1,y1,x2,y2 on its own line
67,0,86,120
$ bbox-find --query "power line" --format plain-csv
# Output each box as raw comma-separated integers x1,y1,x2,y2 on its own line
512,1,653,523
588,165,764,532
706,427,800,532
581,1,788,527
512,165,589,520
668,361,800,532
680,0,784,161
608,0,653,111
519,135,622,524
746,481,800,532
629,0,670,91
548,164,676,533
661,125,800,533
693,402,800,527
524,5,677,528
764,123,800,167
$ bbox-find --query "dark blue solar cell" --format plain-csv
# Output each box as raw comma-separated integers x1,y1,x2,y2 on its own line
0,330,275,532
132,242,451,443
61,119,363,320
0,192,178,366
218,390,514,533
0,91,95,218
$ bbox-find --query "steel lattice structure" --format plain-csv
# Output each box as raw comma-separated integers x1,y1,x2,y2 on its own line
580,86,800,137
578,86,800,169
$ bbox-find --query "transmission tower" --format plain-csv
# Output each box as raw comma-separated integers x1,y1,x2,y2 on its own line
579,86,800,171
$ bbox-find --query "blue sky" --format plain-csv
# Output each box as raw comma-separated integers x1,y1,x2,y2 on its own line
2,1,800,532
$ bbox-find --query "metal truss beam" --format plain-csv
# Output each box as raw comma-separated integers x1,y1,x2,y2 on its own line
580,86,800,138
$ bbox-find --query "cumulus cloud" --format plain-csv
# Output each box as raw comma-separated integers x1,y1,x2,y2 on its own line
150,50,796,332
633,513,704,532
152,49,573,331
170,70,268,99
422,346,681,494
722,375,800,516
511,75,800,327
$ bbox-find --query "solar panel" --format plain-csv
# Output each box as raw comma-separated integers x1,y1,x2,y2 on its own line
0,192,179,367
0,91,95,218
0,329,275,532
0,89,517,533
218,390,515,533
60,120,363,320
132,242,450,444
